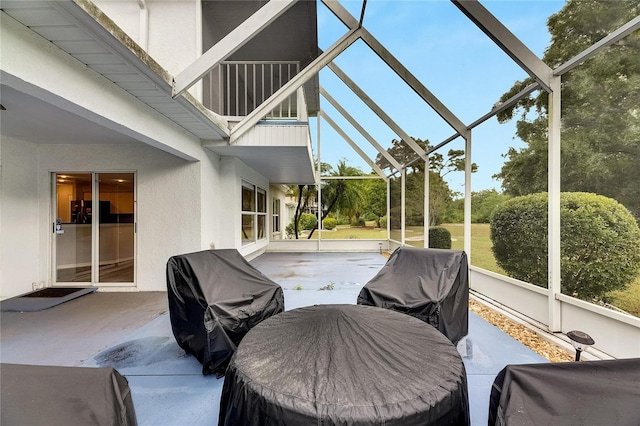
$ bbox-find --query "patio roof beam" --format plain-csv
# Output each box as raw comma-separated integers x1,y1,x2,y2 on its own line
328,62,427,163
321,175,384,180
230,28,362,141
322,0,467,136
320,86,402,172
452,0,553,93
554,15,640,76
404,80,540,169
319,110,387,179
172,0,298,98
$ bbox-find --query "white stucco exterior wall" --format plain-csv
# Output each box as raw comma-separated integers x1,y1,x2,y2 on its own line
1,12,203,161
0,138,41,298
92,0,203,100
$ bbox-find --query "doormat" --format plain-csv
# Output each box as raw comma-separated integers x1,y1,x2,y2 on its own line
0,287,97,312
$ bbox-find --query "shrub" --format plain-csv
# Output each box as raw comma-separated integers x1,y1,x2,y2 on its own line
285,222,295,238
362,212,378,221
428,227,452,249
323,217,337,230
299,213,317,231
350,217,366,227
490,192,640,301
379,216,387,229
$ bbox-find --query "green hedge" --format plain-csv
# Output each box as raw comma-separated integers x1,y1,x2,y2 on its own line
490,192,640,300
428,227,452,249
299,213,317,231
351,217,366,227
323,217,337,230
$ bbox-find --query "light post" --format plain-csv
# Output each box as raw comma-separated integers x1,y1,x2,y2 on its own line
567,330,595,361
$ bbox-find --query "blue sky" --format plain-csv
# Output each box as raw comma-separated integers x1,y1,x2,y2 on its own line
309,0,565,192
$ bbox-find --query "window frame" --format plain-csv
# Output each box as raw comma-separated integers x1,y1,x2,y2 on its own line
241,181,267,245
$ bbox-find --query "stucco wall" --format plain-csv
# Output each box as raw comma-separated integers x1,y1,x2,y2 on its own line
35,143,208,292
0,137,41,298
92,0,202,100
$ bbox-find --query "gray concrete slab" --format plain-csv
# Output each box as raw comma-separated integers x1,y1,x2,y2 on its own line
1,292,167,366
1,252,547,426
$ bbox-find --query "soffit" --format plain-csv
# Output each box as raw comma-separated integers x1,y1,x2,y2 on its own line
1,0,229,142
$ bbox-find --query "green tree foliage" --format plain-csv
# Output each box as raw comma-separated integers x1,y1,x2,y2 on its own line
309,160,366,239
428,227,452,249
495,0,640,220
376,138,477,227
444,190,510,223
490,192,640,301
299,213,317,231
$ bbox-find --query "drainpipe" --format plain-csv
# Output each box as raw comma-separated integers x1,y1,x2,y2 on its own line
137,0,149,51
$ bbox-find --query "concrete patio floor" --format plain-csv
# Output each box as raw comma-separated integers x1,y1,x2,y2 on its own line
1,252,547,425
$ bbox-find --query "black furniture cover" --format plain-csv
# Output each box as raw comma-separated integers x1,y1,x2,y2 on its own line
166,249,284,377
357,246,469,344
0,363,137,426
219,304,470,426
488,358,640,426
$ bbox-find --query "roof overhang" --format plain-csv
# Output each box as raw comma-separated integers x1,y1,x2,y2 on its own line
1,0,230,143
204,121,316,185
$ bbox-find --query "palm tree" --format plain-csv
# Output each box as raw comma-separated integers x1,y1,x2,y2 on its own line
308,160,366,239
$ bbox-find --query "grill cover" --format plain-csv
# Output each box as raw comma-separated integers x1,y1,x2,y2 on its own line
357,247,469,344
1,363,137,426
166,249,284,377
488,359,640,426
219,304,470,426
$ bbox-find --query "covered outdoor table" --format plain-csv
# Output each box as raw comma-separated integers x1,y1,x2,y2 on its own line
358,247,469,344
488,358,640,426
1,363,137,426
166,249,284,377
219,304,470,426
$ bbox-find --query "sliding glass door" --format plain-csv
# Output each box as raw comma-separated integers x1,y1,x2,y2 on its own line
53,172,135,285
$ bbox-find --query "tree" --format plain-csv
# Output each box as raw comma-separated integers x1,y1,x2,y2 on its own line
495,0,640,220
376,138,477,227
490,192,640,301
308,160,366,239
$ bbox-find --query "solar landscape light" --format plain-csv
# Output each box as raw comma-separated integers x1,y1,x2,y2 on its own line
566,330,595,361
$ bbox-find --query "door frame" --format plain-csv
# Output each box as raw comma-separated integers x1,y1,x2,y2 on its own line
51,171,137,287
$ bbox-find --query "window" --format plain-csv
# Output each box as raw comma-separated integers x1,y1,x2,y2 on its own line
272,199,280,233
241,182,267,244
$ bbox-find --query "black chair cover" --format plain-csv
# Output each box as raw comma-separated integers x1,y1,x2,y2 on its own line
166,249,284,376
358,247,469,344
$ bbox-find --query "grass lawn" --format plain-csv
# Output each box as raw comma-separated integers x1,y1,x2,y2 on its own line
303,222,640,317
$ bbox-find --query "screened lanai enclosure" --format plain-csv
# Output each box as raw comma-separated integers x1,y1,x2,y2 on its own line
224,0,640,360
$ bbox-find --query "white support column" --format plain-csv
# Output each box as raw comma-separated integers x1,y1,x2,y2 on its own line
401,169,406,246
387,178,391,242
464,131,472,261
424,159,429,248
548,76,562,332
317,112,322,251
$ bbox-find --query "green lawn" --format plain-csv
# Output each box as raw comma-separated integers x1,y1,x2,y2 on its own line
304,222,640,317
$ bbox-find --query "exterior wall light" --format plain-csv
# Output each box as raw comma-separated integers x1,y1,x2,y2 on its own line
566,330,595,361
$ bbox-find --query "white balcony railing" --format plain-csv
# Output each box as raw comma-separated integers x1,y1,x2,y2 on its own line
206,61,301,119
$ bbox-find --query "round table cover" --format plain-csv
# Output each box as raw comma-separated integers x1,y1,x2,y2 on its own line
219,304,469,425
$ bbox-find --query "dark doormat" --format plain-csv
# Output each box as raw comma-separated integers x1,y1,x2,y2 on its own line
1,287,97,312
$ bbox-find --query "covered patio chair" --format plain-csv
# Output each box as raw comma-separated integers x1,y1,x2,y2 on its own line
357,247,469,344
166,249,284,377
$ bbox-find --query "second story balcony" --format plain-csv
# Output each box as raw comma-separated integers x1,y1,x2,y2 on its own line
205,61,306,121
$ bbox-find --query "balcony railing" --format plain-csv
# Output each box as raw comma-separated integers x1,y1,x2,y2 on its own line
205,61,303,119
